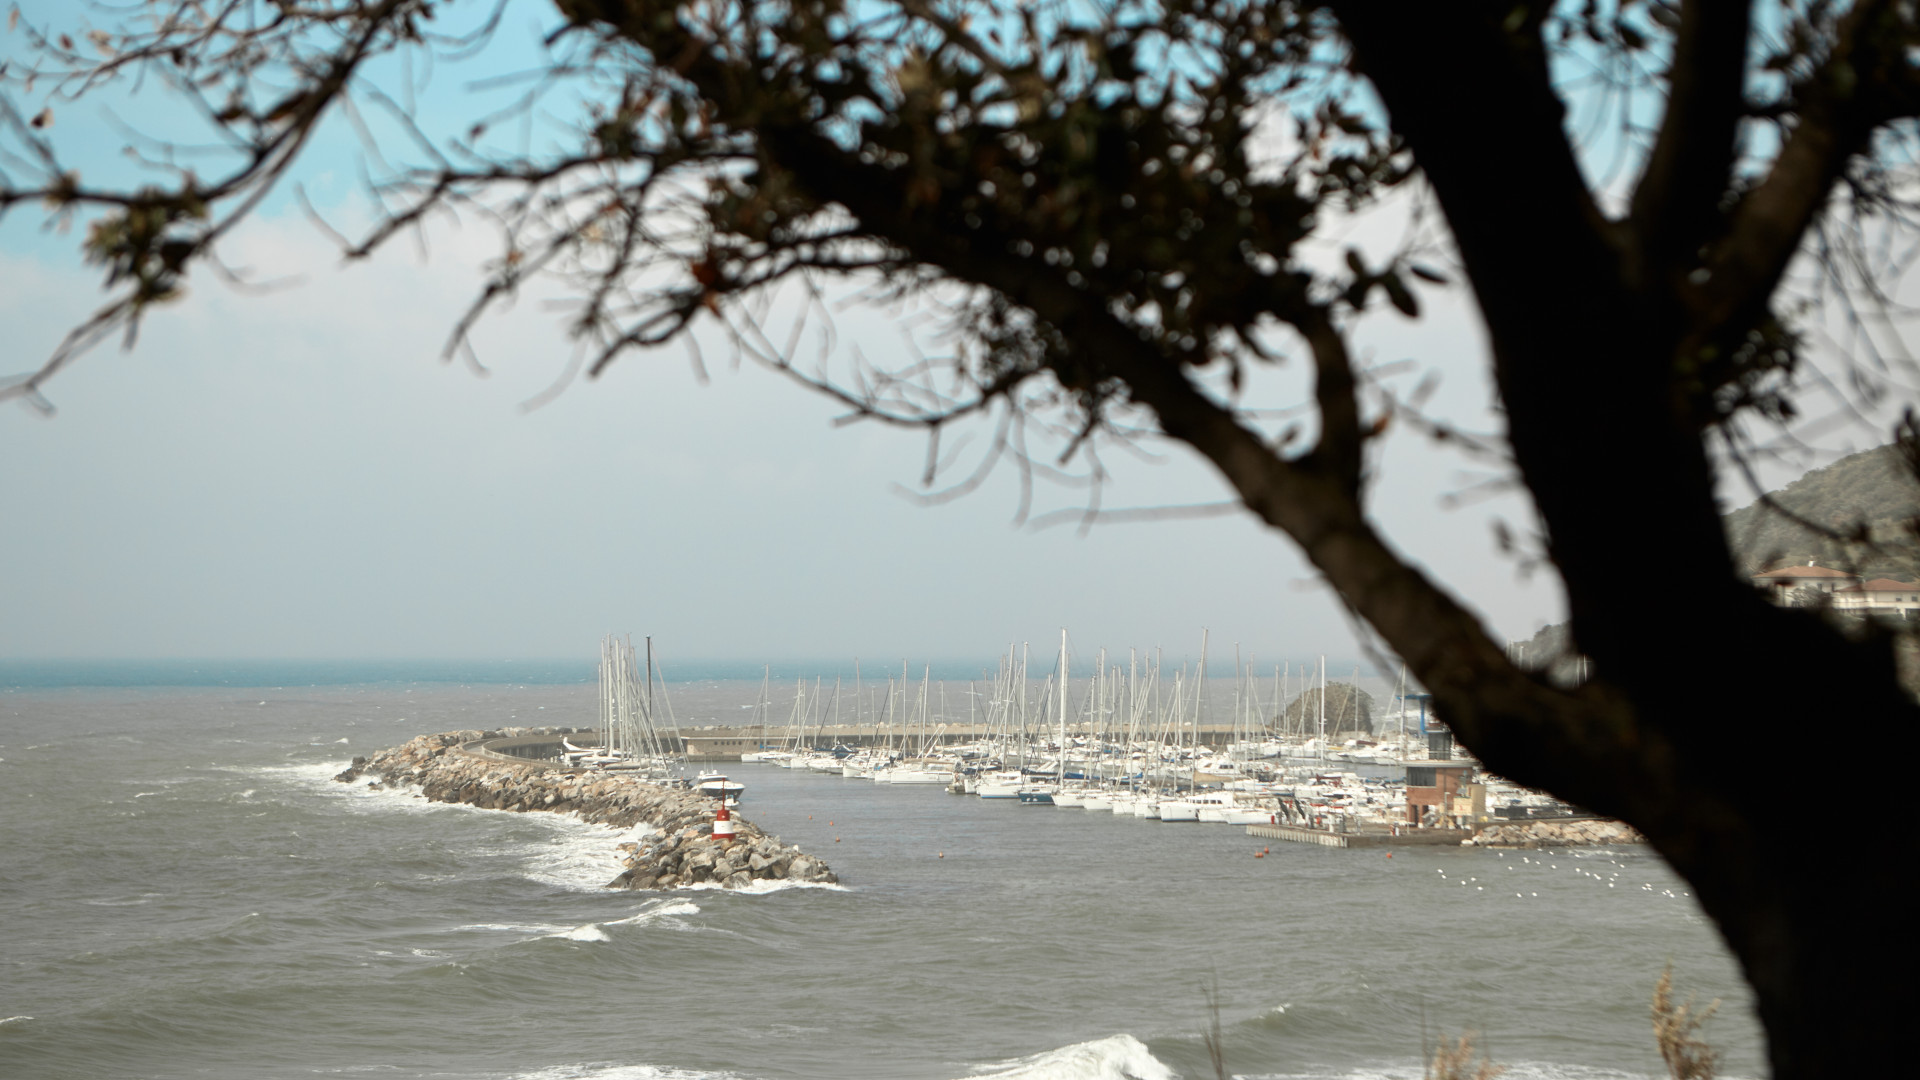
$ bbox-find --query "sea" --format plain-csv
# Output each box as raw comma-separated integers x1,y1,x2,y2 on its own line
0,665,1764,1080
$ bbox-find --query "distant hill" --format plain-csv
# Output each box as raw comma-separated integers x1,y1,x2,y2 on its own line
1282,682,1373,734
1723,444,1920,580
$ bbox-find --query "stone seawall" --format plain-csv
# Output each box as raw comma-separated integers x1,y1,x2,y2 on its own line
333,730,837,890
1465,818,1644,848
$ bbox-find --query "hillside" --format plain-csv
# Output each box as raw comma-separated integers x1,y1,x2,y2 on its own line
1282,682,1374,734
1722,444,1920,579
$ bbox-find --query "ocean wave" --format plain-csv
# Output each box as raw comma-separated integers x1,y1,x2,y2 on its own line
677,877,849,895
604,900,702,926
966,1034,1175,1080
506,1064,745,1080
82,894,160,907
542,899,705,943
518,820,649,893
249,757,645,891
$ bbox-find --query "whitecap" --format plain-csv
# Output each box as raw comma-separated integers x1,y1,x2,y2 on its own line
507,1064,746,1080
456,922,577,936
0,1016,33,1026
604,900,701,927
678,878,849,896
519,821,649,892
966,1034,1175,1080
554,924,610,943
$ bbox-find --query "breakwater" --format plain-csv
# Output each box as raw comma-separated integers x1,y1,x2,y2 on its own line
1464,818,1644,847
332,730,837,890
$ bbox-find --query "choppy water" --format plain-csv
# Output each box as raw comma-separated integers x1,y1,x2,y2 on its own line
0,680,1763,1080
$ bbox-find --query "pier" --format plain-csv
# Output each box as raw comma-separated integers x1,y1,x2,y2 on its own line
1246,823,1473,848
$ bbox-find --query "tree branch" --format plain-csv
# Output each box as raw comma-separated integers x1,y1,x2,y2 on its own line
1626,0,1754,290
1697,0,1920,341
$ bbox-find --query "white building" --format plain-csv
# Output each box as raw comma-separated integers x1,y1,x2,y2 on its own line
1832,578,1920,618
1751,560,1860,602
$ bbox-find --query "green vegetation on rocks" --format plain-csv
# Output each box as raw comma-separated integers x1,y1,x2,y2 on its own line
1283,683,1374,735
1723,445,1920,580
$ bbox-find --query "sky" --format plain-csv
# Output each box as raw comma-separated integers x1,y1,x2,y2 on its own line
0,4,1899,670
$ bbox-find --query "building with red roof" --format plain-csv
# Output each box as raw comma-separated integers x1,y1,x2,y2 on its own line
1751,560,1860,603
1832,577,1920,618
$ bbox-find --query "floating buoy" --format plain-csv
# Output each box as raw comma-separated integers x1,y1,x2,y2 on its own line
938,852,945,858
1254,850,1266,858
835,836,841,842
713,800,737,841
1386,852,1394,859
829,821,834,826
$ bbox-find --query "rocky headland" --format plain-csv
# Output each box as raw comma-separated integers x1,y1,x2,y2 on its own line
334,730,837,890
1464,818,1644,848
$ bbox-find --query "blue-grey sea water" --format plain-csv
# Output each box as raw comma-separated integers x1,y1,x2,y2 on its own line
0,673,1764,1080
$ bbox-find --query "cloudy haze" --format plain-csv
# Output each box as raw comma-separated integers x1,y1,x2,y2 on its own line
1,5,1883,671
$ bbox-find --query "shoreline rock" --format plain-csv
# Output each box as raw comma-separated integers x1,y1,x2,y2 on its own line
333,730,837,890
1464,818,1644,848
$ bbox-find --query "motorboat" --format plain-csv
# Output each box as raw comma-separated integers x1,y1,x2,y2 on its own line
694,772,745,801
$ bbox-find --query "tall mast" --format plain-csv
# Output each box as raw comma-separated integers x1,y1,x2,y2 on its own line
1318,654,1327,762
1196,628,1209,755
1058,629,1069,786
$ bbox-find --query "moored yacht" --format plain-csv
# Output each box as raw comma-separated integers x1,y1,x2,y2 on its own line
694,772,745,801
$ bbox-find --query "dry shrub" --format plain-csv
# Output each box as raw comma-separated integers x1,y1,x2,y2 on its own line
1652,965,1721,1080
1426,1030,1505,1080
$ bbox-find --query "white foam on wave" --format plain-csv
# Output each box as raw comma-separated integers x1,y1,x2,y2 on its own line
543,899,704,944
0,1016,33,1026
966,1034,1175,1080
241,759,361,788
677,877,849,895
271,761,645,892
519,820,650,893
605,899,701,926
457,921,577,936
508,1063,745,1080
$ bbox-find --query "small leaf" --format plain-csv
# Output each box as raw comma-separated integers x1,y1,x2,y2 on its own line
1382,273,1419,317
1409,263,1448,284
1343,248,1366,277
29,106,51,129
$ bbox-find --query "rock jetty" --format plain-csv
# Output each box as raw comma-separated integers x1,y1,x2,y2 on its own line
1465,818,1644,848
333,730,837,890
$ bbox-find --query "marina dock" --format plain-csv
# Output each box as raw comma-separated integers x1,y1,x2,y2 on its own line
1247,823,1473,848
